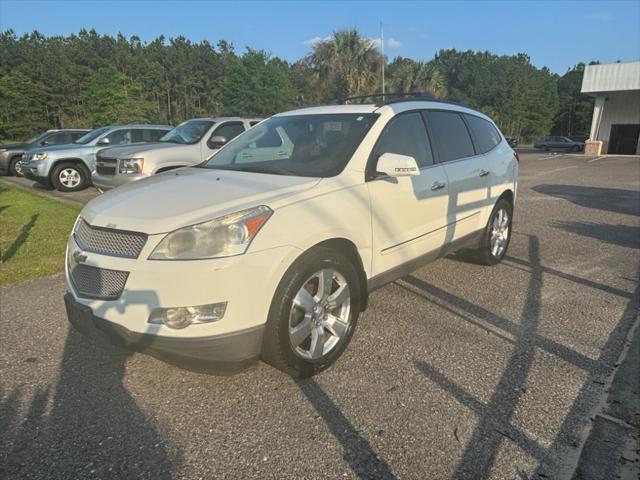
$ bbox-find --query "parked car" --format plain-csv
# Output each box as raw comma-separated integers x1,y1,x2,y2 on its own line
0,129,90,177
92,117,262,191
64,99,518,377
20,124,172,192
505,136,518,148
534,136,584,152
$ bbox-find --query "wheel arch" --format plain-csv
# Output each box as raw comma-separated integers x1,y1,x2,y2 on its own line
49,157,90,179
306,238,369,311
498,189,514,206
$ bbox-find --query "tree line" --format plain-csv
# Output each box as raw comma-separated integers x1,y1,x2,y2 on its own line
0,28,594,142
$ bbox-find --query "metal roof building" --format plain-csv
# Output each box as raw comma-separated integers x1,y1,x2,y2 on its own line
581,61,640,155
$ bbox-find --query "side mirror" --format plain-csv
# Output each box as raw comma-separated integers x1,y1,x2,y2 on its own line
97,138,110,146
40,140,49,146
376,152,420,177
208,135,228,149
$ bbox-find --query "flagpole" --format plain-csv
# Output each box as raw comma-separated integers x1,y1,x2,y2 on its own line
381,19,385,101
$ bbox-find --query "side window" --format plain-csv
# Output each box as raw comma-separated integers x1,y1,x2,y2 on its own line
146,129,168,142
70,132,86,142
105,129,133,146
464,114,502,154
131,129,145,143
424,111,475,162
372,112,433,168
45,133,70,145
214,122,245,142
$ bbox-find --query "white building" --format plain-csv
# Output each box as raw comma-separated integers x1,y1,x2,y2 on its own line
581,61,640,155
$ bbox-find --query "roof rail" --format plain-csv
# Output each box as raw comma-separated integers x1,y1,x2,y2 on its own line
337,91,433,105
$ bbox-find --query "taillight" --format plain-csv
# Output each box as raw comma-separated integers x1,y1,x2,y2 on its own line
514,152,520,162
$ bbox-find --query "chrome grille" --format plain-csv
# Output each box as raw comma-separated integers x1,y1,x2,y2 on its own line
69,262,129,300
74,219,147,258
96,156,117,175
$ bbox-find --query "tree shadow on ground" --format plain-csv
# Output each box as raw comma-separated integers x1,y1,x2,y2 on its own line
1,213,38,263
551,220,640,250
533,184,640,217
0,326,181,479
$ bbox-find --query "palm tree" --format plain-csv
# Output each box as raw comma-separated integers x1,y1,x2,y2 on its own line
388,58,448,98
307,29,383,101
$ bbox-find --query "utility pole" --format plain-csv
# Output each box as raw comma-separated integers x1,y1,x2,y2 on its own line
380,19,385,101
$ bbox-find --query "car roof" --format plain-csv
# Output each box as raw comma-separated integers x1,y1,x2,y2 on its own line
99,124,173,129
45,128,91,132
186,116,263,122
276,100,491,121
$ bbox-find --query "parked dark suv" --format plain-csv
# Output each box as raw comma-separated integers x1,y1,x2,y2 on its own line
0,129,90,176
534,136,584,152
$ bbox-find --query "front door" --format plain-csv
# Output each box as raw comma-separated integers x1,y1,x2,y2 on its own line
367,112,450,276
608,124,640,154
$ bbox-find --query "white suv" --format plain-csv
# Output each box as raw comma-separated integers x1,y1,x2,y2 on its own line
64,99,518,377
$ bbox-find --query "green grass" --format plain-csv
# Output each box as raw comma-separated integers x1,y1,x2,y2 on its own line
0,181,80,286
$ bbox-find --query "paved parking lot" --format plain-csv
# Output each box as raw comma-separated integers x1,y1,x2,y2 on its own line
1,152,639,479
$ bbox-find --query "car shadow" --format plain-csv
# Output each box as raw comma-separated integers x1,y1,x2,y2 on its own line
533,184,640,217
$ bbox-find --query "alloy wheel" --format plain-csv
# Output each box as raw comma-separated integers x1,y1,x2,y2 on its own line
59,168,81,188
288,269,351,361
490,208,510,257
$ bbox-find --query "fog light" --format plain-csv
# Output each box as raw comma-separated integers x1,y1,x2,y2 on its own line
148,302,227,329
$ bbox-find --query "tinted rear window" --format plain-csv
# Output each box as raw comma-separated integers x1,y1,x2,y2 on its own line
424,111,475,162
464,114,502,154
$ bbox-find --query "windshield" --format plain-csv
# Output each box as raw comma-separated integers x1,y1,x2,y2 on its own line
26,132,49,144
75,127,110,145
160,120,215,144
202,113,378,177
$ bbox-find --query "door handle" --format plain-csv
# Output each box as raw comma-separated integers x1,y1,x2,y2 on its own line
479,169,490,177
431,181,446,191
276,151,288,157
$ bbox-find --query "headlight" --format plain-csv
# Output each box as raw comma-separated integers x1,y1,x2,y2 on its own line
30,152,48,161
149,205,273,260
119,158,144,174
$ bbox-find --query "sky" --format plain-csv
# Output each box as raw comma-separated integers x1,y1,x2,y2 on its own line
1,0,639,74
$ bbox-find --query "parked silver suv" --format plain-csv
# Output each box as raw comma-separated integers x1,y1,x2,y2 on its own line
92,117,262,191
21,124,172,191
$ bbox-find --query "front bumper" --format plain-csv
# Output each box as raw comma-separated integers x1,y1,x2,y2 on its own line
92,172,145,191
65,230,302,361
64,293,264,362
21,160,51,185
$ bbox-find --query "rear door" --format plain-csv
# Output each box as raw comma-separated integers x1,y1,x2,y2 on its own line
367,111,450,276
424,110,490,240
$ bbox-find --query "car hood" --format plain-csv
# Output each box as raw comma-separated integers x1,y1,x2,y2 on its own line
100,142,180,158
81,167,321,234
0,142,28,150
28,143,89,155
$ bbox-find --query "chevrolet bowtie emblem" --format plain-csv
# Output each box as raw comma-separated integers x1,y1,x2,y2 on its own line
73,251,88,263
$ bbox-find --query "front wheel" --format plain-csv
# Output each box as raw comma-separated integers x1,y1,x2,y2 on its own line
474,199,513,265
8,156,23,177
51,162,89,192
262,248,361,377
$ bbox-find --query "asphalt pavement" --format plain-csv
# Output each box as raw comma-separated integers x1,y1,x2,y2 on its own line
1,152,639,479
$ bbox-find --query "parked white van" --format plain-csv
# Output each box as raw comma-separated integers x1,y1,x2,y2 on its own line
65,98,518,377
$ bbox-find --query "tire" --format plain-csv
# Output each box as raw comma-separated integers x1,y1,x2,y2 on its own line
8,156,23,177
473,198,513,266
51,162,90,192
261,247,361,377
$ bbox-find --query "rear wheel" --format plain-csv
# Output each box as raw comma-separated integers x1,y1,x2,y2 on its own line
51,162,90,192
8,156,23,177
473,198,513,265
262,248,361,377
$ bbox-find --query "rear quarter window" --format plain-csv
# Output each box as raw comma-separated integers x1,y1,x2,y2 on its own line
464,114,502,154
